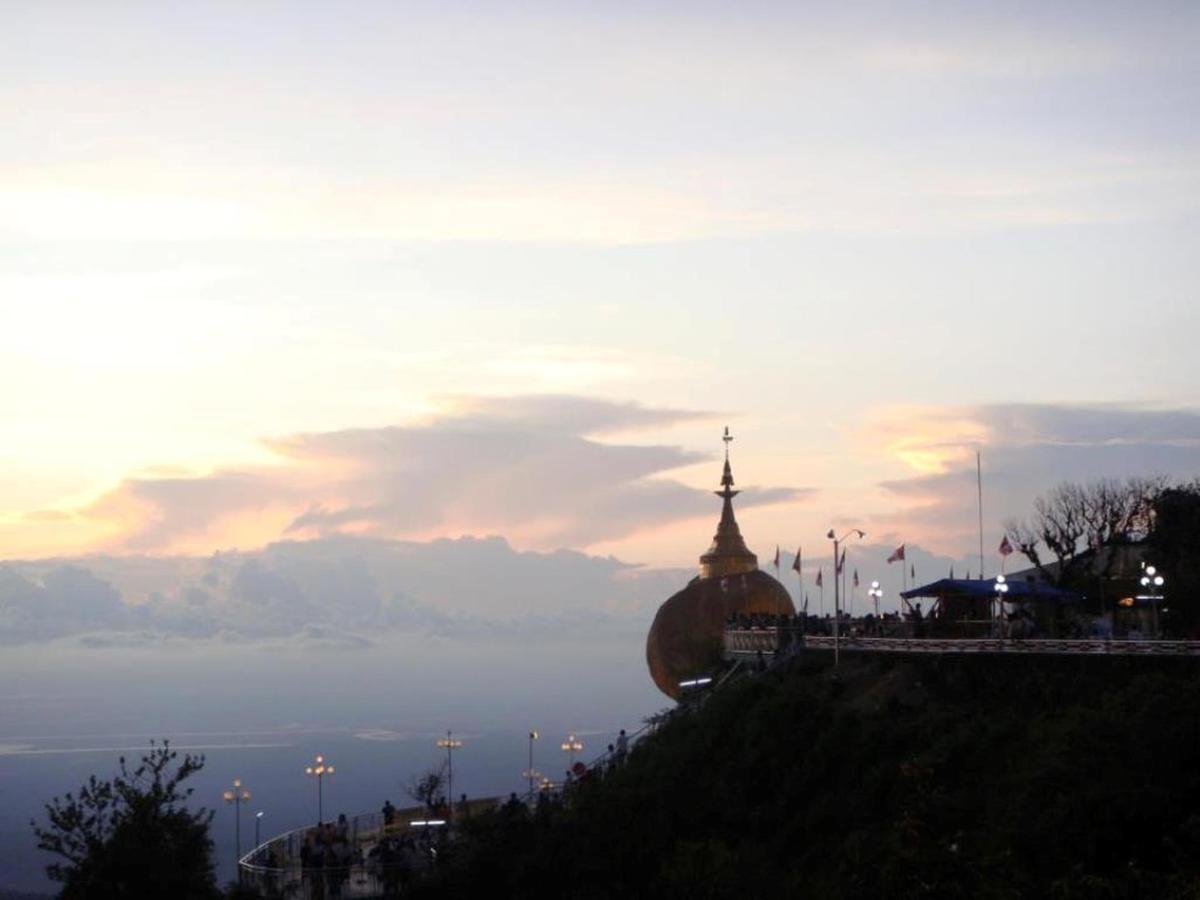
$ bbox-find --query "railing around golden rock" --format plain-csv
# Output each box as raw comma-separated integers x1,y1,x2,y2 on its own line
723,628,1200,658
237,799,499,899
804,636,1200,655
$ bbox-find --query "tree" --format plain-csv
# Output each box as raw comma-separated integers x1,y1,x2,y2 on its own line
1004,478,1164,587
406,762,449,813
32,741,219,900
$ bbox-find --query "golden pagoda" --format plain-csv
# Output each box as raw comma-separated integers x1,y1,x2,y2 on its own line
645,428,795,699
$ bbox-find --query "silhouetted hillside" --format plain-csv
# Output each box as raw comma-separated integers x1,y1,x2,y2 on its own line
418,652,1200,898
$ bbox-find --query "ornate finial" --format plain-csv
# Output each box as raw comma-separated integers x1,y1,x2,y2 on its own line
699,427,756,578
720,427,735,494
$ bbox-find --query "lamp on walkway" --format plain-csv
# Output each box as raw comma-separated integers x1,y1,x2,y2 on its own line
436,731,464,816
304,755,333,823
561,733,583,769
1140,564,1166,636
222,779,251,865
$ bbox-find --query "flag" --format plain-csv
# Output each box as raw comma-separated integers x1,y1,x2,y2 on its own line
853,569,859,588
949,565,955,579
910,563,915,581
998,535,1013,557
887,544,905,564
966,569,971,580
816,568,823,587
791,546,802,574
803,593,809,614
773,545,780,569
836,549,846,574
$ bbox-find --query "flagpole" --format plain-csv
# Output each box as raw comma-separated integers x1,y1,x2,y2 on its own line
977,450,985,581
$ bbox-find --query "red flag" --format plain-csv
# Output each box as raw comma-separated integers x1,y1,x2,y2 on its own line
773,545,780,569
887,544,905,564
791,546,802,574
853,569,859,588
998,535,1013,557
816,568,823,587
836,549,846,575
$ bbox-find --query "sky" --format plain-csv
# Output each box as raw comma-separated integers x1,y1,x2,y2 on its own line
3,1,1199,588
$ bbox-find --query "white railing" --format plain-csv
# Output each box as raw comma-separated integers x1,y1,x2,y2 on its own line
725,632,1200,657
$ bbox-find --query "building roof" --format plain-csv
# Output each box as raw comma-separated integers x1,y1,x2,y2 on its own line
900,578,1080,602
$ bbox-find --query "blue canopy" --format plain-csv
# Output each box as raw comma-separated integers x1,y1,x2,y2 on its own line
900,578,1079,602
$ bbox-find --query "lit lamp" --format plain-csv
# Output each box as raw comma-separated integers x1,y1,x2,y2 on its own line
525,730,539,798
868,581,883,620
1140,564,1166,637
994,575,1009,634
561,733,583,769
222,779,252,863
254,811,264,851
435,731,464,816
304,755,333,823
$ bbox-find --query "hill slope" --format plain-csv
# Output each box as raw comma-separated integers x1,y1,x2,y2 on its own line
419,652,1200,898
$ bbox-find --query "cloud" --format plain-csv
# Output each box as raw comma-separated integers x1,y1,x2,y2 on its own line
866,403,1200,552
73,394,804,555
0,534,697,645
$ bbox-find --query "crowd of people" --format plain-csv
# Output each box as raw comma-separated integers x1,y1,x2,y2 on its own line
297,814,356,896
726,609,924,635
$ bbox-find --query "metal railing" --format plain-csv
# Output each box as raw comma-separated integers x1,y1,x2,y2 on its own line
724,628,1200,658
237,801,498,898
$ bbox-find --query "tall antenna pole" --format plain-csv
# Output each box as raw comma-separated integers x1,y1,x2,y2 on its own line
977,450,985,581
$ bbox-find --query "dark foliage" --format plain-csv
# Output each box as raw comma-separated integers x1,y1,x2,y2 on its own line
1149,484,1200,635
32,741,219,900
414,655,1200,899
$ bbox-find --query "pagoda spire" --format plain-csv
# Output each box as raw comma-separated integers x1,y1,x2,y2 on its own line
699,427,758,579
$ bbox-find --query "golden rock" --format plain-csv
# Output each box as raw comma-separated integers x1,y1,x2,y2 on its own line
645,430,795,699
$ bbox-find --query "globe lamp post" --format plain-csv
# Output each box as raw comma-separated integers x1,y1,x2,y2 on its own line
304,755,333,823
222,779,251,864
561,733,583,770
868,581,883,625
994,575,1009,635
525,730,539,798
1140,564,1166,637
436,731,464,816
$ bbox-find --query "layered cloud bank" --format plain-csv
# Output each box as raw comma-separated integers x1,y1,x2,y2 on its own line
0,535,688,646
17,395,804,559
869,403,1200,552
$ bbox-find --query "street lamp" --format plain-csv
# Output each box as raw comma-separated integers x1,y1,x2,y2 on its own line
436,731,464,816
525,730,539,798
1140,564,1166,636
868,581,883,623
254,811,263,851
222,779,251,864
561,733,583,769
826,528,865,666
994,575,1009,635
304,755,333,823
